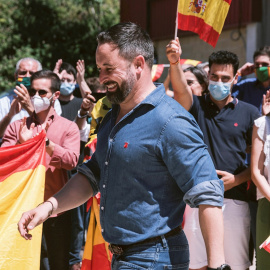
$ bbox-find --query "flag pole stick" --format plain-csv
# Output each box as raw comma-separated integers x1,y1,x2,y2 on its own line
174,0,179,39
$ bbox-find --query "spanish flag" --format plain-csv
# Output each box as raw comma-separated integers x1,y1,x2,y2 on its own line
0,132,46,270
81,194,112,270
260,235,270,253
177,0,232,47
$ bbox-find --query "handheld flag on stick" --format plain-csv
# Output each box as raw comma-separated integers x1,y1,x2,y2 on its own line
0,132,46,270
260,235,270,253
176,0,232,47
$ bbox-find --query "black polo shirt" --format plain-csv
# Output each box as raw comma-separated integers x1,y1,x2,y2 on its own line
190,94,260,201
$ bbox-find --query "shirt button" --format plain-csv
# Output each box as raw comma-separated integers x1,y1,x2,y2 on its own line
101,206,104,210
103,185,106,188
216,111,219,113
101,229,104,232
105,161,108,165
109,138,113,142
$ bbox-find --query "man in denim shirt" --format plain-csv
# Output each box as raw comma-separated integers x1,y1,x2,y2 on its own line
18,23,229,270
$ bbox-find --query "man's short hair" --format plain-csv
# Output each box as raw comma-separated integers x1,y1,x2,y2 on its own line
15,57,42,75
31,70,61,93
209,51,239,75
97,22,154,68
59,62,77,79
253,46,270,60
85,77,106,93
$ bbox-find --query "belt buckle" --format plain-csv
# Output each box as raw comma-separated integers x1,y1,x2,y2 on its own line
109,244,124,255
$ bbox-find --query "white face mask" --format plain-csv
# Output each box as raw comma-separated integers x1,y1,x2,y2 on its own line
31,94,54,114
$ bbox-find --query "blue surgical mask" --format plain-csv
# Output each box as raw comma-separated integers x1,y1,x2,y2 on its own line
208,75,236,101
60,82,75,96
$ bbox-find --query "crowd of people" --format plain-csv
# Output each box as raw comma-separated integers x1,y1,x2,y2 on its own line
1,22,270,270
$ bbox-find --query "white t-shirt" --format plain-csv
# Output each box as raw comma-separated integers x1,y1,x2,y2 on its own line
254,115,270,200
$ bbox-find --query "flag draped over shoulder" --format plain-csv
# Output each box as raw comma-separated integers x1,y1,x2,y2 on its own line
81,194,112,270
0,132,46,270
177,0,232,47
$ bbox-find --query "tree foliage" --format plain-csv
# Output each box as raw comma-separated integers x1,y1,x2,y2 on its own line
0,0,119,92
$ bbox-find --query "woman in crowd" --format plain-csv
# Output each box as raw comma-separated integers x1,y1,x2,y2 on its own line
183,66,208,96
251,90,270,270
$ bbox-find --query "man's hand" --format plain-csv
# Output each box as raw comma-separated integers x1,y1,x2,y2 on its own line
8,98,22,119
53,59,63,79
166,37,182,64
17,203,53,240
14,84,34,115
263,90,270,116
18,117,35,143
76,60,86,86
237,62,254,77
81,92,95,113
216,170,236,191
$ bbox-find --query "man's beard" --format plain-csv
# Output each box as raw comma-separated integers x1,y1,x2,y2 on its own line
106,70,136,104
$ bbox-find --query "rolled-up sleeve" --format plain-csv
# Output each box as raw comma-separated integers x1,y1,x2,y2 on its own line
77,153,100,196
157,112,224,208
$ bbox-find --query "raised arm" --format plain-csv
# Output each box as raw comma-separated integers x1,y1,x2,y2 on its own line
166,37,192,110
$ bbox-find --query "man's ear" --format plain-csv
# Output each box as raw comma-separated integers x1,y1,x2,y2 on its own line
134,55,145,74
53,91,60,100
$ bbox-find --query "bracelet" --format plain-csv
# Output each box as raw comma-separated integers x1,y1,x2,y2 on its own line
170,58,180,65
77,110,89,118
37,201,54,218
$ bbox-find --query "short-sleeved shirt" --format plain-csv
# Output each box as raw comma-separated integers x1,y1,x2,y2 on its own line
78,84,224,245
190,94,260,201
232,78,270,113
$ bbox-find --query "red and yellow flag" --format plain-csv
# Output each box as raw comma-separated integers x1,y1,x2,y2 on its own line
0,132,46,270
177,0,232,47
260,235,270,253
81,194,112,270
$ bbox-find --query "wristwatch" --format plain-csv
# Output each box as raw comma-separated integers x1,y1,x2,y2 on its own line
45,138,50,147
207,264,231,270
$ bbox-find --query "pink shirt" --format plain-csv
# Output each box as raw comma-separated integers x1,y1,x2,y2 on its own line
2,108,80,200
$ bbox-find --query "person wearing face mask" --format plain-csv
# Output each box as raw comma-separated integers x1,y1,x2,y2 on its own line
169,41,260,270
231,46,270,264
0,58,62,144
53,60,84,122
1,70,80,270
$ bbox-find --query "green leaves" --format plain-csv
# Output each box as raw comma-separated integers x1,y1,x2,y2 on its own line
0,0,119,92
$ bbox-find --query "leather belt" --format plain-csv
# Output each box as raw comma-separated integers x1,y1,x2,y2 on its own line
109,225,182,255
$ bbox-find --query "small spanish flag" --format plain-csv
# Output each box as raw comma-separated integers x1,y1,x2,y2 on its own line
0,132,46,270
260,235,270,253
177,0,232,47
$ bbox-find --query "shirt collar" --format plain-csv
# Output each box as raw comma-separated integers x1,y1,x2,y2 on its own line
111,83,166,113
205,94,238,108
31,106,57,125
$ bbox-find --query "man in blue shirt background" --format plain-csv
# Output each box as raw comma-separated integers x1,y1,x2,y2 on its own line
18,22,229,270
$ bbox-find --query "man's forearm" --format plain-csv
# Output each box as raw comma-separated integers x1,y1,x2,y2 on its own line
235,166,251,186
47,172,94,215
199,205,225,268
0,113,11,138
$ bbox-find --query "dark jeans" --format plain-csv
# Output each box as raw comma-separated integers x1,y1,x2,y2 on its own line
111,229,189,270
40,211,72,270
69,202,90,266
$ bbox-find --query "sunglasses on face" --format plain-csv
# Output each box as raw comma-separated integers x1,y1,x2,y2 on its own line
18,70,35,76
28,88,48,97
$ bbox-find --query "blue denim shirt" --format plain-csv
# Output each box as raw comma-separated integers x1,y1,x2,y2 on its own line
78,84,224,245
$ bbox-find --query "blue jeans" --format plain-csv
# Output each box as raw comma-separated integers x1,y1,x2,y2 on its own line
111,230,189,270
